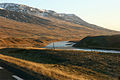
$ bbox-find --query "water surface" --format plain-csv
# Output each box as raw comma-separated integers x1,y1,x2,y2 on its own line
45,41,120,53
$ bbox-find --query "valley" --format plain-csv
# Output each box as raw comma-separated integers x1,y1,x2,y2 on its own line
0,3,119,48
0,3,120,80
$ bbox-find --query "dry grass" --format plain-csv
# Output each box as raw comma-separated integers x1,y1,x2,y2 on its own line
0,54,90,80
0,16,119,48
0,48,119,80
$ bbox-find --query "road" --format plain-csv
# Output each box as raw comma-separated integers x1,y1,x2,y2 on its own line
0,66,23,80
0,61,40,80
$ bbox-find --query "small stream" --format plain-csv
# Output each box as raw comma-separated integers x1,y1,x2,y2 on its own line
45,41,120,53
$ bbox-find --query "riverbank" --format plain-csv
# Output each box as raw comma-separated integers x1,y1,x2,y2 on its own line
0,48,119,80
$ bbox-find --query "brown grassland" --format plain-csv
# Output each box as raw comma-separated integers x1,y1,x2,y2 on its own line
0,9,120,80
0,48,119,80
0,15,119,48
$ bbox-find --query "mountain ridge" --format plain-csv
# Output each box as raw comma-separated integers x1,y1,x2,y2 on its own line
0,3,114,31
0,3,119,48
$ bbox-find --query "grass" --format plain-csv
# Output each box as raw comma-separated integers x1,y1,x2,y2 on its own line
73,35,120,50
0,14,119,48
0,48,119,80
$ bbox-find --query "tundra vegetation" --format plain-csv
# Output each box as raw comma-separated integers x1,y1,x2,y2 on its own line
0,48,119,80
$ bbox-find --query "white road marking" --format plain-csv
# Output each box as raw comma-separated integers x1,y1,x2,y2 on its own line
12,75,24,80
0,67,3,69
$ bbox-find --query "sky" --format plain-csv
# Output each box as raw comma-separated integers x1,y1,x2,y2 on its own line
0,0,120,31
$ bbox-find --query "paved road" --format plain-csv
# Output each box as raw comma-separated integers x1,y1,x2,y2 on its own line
0,61,40,80
0,66,23,80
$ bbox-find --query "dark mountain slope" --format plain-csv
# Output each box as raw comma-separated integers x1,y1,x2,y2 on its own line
0,9,51,25
73,35,120,50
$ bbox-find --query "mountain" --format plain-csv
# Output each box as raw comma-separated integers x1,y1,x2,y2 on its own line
0,8,51,25
0,3,114,31
73,35,120,50
0,3,119,48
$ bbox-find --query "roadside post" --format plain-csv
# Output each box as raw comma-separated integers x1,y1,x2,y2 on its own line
53,42,55,50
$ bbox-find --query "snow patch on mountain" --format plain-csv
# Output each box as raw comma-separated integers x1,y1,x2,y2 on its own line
0,3,107,30
0,3,84,22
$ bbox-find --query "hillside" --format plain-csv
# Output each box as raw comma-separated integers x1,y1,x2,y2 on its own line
0,10,119,48
0,2,120,80
73,35,120,50
0,9,51,25
0,3,117,31
0,3,119,48
0,48,119,80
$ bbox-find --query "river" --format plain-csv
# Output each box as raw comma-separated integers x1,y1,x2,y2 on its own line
45,41,120,53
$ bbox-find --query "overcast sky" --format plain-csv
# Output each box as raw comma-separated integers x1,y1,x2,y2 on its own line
0,0,120,31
